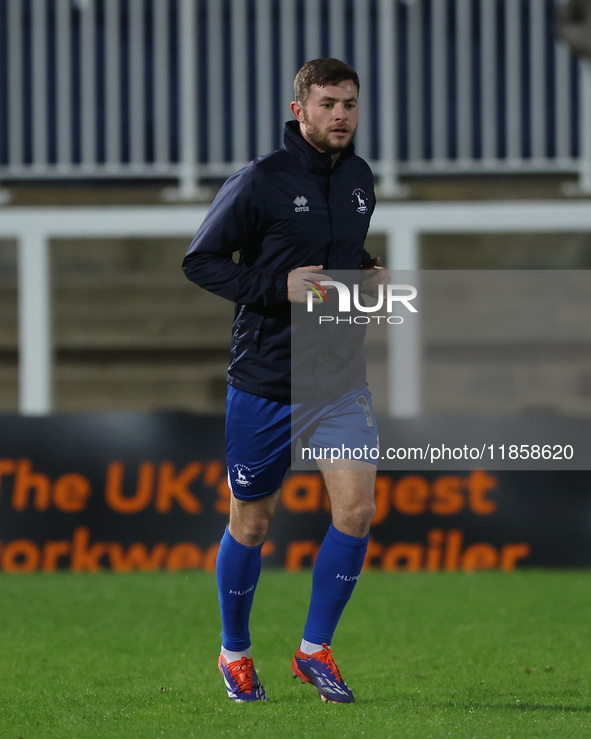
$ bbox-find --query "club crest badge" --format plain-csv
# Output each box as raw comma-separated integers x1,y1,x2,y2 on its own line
233,464,252,487
352,188,368,214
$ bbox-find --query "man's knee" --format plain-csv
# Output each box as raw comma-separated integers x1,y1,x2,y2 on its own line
229,514,272,548
341,497,376,531
229,489,282,547
320,463,377,536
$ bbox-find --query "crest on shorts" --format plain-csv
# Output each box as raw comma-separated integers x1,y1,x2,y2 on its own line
233,463,252,487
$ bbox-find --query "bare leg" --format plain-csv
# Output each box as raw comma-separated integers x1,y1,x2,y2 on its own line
317,460,377,537
228,487,283,547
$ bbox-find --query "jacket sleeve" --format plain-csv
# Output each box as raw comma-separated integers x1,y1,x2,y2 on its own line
182,166,288,306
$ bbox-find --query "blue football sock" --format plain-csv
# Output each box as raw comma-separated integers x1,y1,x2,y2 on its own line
302,523,369,645
216,526,262,652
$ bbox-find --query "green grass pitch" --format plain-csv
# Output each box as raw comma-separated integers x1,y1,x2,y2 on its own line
1,569,590,738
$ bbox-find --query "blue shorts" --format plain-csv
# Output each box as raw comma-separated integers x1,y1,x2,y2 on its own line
225,384,379,500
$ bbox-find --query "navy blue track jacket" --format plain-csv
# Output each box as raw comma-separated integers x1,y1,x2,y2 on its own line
183,120,376,403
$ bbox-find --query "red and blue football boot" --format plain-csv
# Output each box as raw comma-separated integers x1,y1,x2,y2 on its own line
292,643,355,703
218,654,268,702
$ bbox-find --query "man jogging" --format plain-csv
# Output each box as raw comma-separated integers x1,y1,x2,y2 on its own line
183,58,385,704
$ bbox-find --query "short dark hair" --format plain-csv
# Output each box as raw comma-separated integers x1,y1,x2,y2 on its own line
294,58,360,105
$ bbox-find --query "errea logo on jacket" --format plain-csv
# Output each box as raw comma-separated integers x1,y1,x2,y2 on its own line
293,195,309,213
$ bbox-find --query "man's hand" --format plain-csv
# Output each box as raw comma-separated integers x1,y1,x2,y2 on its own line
361,257,390,297
287,265,333,303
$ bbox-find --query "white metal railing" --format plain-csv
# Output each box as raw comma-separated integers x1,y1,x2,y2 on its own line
3,200,591,415
0,0,590,197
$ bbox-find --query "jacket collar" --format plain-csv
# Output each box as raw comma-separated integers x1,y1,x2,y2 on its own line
283,120,354,175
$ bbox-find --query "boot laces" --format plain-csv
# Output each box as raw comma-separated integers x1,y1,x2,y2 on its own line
227,656,255,692
315,644,343,682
